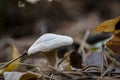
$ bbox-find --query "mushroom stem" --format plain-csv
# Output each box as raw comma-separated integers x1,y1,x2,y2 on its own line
44,49,57,67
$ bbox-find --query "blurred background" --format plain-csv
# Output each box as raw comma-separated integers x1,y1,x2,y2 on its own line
0,0,120,52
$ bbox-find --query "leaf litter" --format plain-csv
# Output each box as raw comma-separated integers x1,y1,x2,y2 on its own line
0,17,120,80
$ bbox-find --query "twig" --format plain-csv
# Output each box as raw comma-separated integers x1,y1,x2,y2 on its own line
101,62,114,77
48,66,76,79
82,65,101,72
0,52,27,69
77,30,90,53
77,30,90,66
100,44,105,78
57,50,74,67
42,75,55,80
74,38,90,49
62,70,84,76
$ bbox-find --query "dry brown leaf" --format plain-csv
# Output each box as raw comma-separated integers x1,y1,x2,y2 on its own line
94,16,120,57
106,34,120,55
94,16,120,34
3,71,39,80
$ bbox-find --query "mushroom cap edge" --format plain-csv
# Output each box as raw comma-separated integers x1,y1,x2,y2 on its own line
28,33,73,55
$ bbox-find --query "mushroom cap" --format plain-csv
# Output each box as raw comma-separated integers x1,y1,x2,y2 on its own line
28,33,73,55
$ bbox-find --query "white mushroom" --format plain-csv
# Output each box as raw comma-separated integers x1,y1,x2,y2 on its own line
28,33,73,67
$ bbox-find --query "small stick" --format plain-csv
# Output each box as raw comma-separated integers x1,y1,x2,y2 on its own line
77,30,90,54
48,66,75,79
101,62,114,77
0,52,27,70
57,50,74,67
82,65,101,72
77,30,90,66
100,44,105,78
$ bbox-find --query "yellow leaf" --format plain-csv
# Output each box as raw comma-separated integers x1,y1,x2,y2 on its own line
5,44,20,71
94,16,120,34
94,16,120,57
0,43,21,75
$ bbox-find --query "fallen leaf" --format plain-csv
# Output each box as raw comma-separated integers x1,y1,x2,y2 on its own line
3,71,39,80
70,50,82,69
0,43,21,75
106,34,120,55
94,16,120,35
94,16,120,60
5,44,21,71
